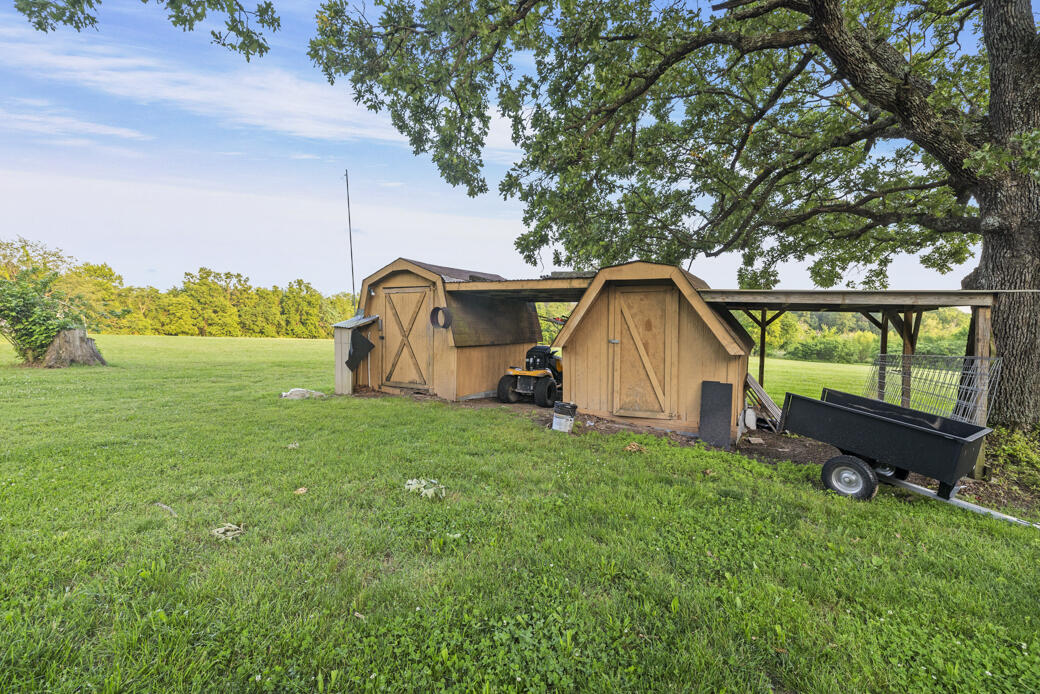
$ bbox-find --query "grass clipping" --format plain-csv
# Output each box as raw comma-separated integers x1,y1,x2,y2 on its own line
405,478,446,500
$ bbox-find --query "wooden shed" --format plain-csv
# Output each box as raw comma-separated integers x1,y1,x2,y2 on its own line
552,262,753,441
336,258,542,400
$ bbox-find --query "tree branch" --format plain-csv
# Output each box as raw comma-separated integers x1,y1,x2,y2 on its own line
580,29,815,138
806,0,979,181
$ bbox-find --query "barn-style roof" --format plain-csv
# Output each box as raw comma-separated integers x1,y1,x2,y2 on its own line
403,258,506,283
358,258,541,348
552,261,753,356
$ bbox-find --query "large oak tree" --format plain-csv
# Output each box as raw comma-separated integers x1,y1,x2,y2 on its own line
19,0,1040,425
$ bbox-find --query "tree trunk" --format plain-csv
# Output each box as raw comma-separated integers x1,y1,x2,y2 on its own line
974,0,1040,428
972,187,1040,428
42,329,108,368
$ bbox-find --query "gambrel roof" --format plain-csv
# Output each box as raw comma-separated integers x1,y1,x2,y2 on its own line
552,261,752,356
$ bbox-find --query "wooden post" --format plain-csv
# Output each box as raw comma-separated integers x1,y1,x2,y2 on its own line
901,310,913,408
973,306,992,421
972,306,993,479
878,313,889,400
759,308,767,386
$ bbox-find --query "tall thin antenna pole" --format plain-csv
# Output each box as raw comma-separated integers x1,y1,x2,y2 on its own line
344,169,357,308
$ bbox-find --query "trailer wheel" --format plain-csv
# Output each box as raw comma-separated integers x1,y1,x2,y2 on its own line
497,375,520,403
533,377,558,407
873,464,910,481
822,455,878,500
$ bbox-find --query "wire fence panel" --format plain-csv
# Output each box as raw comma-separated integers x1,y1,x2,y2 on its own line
862,354,1002,426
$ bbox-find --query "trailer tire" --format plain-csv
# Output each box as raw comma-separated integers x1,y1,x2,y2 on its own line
534,378,558,408
873,464,910,481
497,375,520,403
822,455,878,500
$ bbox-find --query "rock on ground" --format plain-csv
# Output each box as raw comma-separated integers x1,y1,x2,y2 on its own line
280,388,326,399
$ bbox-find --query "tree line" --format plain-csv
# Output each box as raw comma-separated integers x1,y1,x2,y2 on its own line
736,308,971,364
1,238,356,340
1,237,973,361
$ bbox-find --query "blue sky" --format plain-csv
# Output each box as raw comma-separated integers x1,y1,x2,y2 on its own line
0,2,978,294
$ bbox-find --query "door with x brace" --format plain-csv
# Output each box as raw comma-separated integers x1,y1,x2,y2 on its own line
382,286,433,389
610,285,677,419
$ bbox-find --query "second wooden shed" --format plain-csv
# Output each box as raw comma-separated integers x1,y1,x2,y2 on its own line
339,258,542,400
552,262,753,440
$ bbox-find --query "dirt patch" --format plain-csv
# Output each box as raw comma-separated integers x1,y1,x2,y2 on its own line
955,474,1039,516
736,428,840,466
350,386,391,398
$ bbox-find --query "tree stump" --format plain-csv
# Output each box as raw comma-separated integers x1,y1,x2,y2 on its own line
42,329,107,368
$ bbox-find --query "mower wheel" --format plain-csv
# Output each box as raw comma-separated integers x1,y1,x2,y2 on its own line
533,377,558,408
497,375,520,403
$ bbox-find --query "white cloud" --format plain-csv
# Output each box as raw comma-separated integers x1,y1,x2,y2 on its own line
0,25,403,144
0,24,522,162
0,105,151,141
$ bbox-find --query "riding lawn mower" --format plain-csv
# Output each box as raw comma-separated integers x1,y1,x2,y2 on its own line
497,345,562,407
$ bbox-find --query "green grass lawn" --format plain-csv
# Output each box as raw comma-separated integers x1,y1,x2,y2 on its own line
755,357,871,405
2,336,1038,692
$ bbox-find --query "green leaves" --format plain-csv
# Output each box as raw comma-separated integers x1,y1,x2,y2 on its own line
964,130,1040,182
0,268,79,364
15,0,281,60
305,0,994,287
16,0,1018,289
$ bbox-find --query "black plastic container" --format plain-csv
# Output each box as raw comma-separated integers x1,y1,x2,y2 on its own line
554,402,577,417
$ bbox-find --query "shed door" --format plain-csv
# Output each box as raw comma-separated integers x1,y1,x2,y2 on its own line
611,286,677,419
382,287,433,389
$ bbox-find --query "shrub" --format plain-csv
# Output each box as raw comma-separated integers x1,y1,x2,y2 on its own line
786,331,860,363
0,268,79,364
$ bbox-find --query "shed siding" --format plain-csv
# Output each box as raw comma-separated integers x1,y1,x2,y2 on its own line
432,325,456,400
360,269,439,393
455,343,533,399
334,327,352,395
675,297,734,429
561,290,610,412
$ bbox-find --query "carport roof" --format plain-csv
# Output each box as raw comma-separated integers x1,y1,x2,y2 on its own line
443,279,996,310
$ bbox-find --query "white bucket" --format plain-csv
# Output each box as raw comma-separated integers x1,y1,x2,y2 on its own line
552,413,574,433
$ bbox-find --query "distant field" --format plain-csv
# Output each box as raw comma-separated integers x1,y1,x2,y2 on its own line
2,336,1037,692
0,338,871,404
755,357,871,404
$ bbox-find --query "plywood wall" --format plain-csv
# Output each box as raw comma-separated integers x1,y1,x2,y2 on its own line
675,297,740,431
354,270,442,394
559,290,610,411
334,328,352,395
349,268,524,402
455,343,533,399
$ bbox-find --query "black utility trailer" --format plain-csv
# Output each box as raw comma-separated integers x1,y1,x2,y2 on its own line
780,388,991,500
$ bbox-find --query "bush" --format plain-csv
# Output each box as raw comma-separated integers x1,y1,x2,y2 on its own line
0,269,78,364
786,331,862,363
